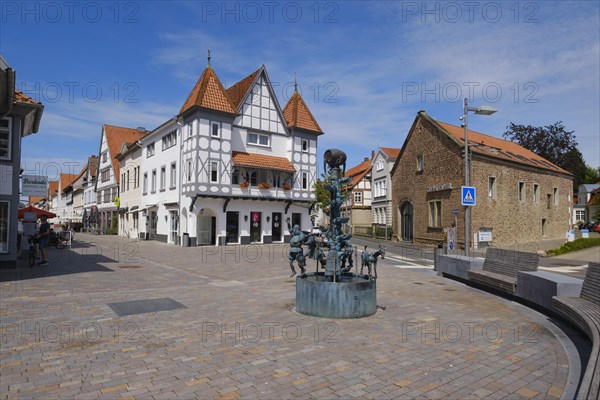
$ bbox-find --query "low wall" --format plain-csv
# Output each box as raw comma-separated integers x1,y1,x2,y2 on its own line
436,255,483,280
517,271,583,312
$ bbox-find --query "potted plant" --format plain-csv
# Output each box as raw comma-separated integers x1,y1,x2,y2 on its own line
240,180,249,189
257,182,271,189
282,183,291,191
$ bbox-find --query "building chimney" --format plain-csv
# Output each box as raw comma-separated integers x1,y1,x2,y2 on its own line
371,150,375,160
364,157,369,162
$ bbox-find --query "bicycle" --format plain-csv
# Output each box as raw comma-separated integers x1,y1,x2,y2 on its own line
27,234,40,267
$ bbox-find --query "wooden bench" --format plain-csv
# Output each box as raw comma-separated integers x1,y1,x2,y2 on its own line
467,248,539,294
553,262,599,400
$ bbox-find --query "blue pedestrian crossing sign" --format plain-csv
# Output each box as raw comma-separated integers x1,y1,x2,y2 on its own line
461,186,476,206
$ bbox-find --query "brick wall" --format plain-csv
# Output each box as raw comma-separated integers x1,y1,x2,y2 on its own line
391,114,573,247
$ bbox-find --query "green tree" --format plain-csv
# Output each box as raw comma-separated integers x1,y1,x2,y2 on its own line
503,122,587,188
584,166,600,184
312,173,347,216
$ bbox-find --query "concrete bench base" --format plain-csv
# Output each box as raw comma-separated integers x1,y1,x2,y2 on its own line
436,255,483,280
517,271,583,313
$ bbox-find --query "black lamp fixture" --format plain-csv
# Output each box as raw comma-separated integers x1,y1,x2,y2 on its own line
244,215,248,222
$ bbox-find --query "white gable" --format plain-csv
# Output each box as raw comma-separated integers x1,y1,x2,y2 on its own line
238,75,286,134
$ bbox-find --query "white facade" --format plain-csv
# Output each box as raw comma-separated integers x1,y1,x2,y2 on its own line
178,66,320,246
138,119,180,243
96,128,118,231
83,158,98,231
117,142,143,240
371,148,399,226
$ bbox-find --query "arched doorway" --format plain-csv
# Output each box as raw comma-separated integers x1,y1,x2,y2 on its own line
400,201,413,241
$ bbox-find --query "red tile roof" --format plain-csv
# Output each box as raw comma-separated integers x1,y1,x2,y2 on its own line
29,196,45,205
180,66,237,115
345,158,372,188
225,68,261,109
104,125,148,182
60,173,79,192
432,118,569,175
231,151,296,173
48,180,59,196
282,91,323,134
14,90,41,105
381,147,400,159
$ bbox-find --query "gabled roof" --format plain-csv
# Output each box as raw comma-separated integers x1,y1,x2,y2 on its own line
345,158,372,189
231,151,296,173
48,180,59,196
60,173,79,193
225,67,261,110
398,111,570,176
104,125,148,183
29,196,45,205
180,66,237,115
282,91,323,134
380,147,400,159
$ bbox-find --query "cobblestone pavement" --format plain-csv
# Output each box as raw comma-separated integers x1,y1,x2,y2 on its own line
0,234,574,399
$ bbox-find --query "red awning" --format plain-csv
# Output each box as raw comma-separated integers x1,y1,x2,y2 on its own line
17,206,57,219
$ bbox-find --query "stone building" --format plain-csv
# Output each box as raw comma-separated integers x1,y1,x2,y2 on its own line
391,111,573,247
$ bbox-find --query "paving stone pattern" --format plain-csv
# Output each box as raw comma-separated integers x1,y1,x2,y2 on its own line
0,234,570,399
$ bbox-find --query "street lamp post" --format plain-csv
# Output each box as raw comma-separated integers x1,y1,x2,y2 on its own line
462,98,496,257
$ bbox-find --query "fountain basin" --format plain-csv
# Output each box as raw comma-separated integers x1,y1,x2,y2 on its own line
295,272,377,318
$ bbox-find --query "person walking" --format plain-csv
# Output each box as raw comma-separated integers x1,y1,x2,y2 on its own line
38,215,50,266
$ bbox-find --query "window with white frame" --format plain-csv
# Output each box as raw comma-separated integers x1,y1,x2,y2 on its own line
301,171,308,190
248,132,269,146
170,163,176,189
146,143,155,157
186,159,192,182
376,159,384,171
102,151,107,163
121,173,125,192
160,165,166,191
533,183,540,203
0,118,11,160
575,210,585,221
211,122,220,138
488,176,496,198
0,200,9,253
428,200,442,227
374,179,387,197
518,181,525,202
101,169,110,182
553,187,558,206
151,169,157,193
143,172,148,194
302,139,309,152
126,170,130,191
162,130,177,150
210,160,219,183
354,191,362,204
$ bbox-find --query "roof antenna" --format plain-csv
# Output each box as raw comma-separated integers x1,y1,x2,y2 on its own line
207,48,211,67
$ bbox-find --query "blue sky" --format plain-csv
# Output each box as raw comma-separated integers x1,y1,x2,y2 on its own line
2,1,599,179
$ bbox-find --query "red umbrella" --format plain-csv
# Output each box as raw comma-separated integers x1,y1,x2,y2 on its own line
18,205,57,219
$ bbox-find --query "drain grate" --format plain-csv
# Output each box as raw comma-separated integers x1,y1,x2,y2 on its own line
413,282,425,285
108,298,187,316
118,265,142,269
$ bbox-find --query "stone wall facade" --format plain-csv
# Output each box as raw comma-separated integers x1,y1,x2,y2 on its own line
391,113,573,247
